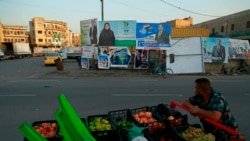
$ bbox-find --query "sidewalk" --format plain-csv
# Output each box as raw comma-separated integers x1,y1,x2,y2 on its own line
46,59,152,78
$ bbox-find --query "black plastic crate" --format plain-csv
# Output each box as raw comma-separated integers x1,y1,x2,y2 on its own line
108,109,134,141
151,104,171,120
130,106,158,127
143,128,171,141
24,120,61,141
56,118,87,140
165,115,188,131
108,109,133,129
173,124,202,141
87,114,120,141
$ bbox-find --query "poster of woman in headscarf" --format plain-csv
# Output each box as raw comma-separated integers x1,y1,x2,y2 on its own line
98,20,136,47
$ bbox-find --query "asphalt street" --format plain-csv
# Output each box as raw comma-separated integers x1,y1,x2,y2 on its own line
0,57,249,140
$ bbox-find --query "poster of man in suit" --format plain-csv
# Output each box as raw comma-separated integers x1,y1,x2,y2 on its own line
155,23,169,44
80,18,98,46
202,37,228,63
89,19,98,45
136,23,171,49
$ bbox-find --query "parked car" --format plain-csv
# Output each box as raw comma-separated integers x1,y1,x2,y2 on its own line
44,52,62,66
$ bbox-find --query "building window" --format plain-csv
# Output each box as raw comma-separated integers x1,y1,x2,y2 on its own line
231,24,235,31
21,39,24,42
48,39,51,42
212,28,215,34
247,21,250,28
221,26,224,32
38,39,43,42
38,30,42,34
4,38,7,42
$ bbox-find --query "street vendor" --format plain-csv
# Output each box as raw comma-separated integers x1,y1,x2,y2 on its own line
182,78,238,141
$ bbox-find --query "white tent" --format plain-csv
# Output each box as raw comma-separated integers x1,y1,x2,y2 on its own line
167,37,205,74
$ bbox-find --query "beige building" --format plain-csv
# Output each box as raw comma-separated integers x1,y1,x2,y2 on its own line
192,9,250,42
29,17,73,50
167,17,193,28
165,17,210,38
0,21,29,48
72,33,81,47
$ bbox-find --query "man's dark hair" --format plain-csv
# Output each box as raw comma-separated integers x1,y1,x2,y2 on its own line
195,78,211,91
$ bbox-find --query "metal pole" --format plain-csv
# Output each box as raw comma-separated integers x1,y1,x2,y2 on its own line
100,0,104,21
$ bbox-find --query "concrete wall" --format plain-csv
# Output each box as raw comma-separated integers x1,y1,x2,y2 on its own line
204,59,250,74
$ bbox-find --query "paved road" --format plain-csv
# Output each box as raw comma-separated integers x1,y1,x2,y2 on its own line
0,57,249,140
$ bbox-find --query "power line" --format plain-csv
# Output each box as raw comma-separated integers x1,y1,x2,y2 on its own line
160,0,221,18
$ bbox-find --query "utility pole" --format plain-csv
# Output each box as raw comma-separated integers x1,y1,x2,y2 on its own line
100,0,104,21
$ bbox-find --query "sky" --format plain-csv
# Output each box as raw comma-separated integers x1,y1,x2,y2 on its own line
0,0,250,33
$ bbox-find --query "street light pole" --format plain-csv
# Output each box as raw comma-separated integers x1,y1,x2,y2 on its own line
100,0,104,21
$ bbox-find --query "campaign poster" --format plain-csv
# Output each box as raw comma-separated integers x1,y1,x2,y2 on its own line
134,49,149,69
98,20,136,47
229,39,250,60
81,46,98,59
109,47,131,68
80,18,98,46
98,54,110,69
99,47,109,55
202,37,229,63
81,57,89,69
136,23,171,49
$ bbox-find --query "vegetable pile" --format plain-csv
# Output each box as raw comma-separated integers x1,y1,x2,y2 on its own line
181,126,215,141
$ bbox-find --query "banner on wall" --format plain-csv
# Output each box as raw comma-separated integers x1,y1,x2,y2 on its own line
98,54,110,69
81,57,89,69
202,37,229,63
52,34,61,46
109,47,131,68
81,46,98,59
136,23,171,49
80,18,98,46
98,20,136,47
228,39,250,60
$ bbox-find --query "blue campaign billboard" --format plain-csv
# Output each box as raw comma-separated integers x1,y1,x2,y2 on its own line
136,23,171,49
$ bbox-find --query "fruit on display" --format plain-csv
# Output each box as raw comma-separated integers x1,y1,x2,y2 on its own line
88,117,112,131
181,126,215,141
133,111,156,124
167,116,174,121
148,121,165,134
116,120,133,128
32,122,57,138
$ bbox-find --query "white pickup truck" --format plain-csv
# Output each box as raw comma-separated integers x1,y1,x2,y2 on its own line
59,47,81,59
